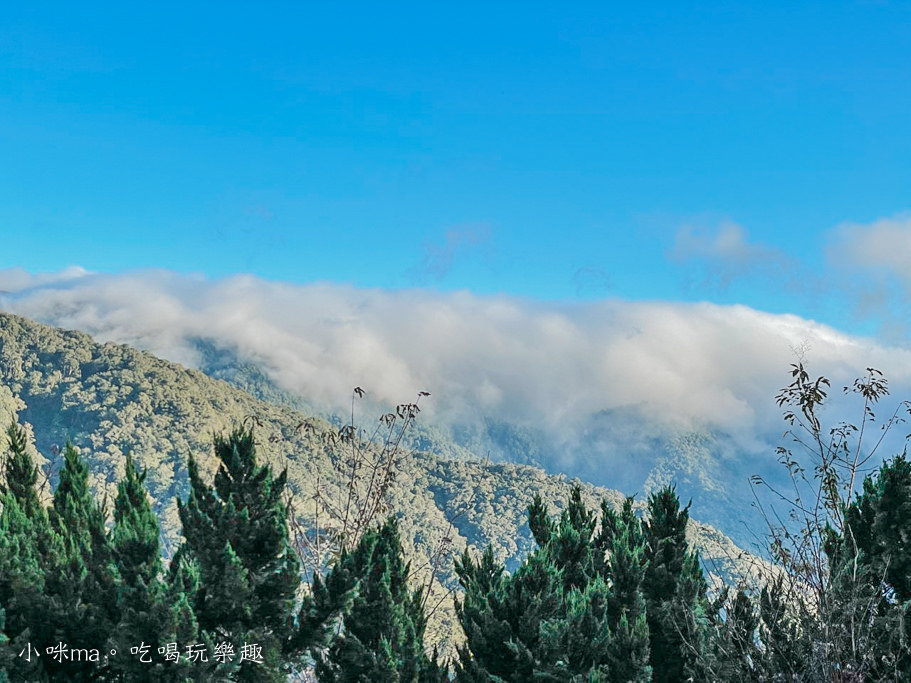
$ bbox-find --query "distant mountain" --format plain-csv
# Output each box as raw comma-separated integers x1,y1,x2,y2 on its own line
0,312,766,652
189,337,773,550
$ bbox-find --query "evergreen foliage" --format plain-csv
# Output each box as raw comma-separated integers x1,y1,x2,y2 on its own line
108,453,195,681
0,606,9,683
755,576,807,679
600,498,651,682
643,485,707,683
704,587,761,682
455,486,652,682
0,311,758,655
311,516,446,683
176,426,301,681
844,453,911,603
0,430,131,682
288,564,358,661
42,440,119,681
3,422,42,518
821,454,911,679
0,422,61,682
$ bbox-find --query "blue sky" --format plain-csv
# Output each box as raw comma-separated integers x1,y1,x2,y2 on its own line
3,2,911,337
7,2,911,525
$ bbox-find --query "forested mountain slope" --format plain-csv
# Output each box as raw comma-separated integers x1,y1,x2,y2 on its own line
0,312,763,650
192,337,767,551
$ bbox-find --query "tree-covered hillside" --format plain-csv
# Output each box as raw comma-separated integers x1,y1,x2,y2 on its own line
0,312,761,652
191,337,770,551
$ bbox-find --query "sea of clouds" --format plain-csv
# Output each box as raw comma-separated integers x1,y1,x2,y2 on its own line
3,266,911,465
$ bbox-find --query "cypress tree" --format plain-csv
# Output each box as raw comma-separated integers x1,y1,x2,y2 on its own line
291,527,383,665
755,576,807,679
456,487,641,682
108,453,196,681
0,425,117,682
43,440,120,682
313,516,445,683
164,547,209,677
0,494,52,683
176,426,301,682
0,422,60,682
3,422,43,518
818,454,911,678
0,606,9,683
526,487,613,680
844,453,911,603
705,587,761,681
452,545,513,682
600,498,651,682
643,485,708,683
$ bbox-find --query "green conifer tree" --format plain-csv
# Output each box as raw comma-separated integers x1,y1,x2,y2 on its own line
451,545,512,682
844,453,911,603
3,422,43,519
456,487,653,682
705,587,761,681
312,516,445,683
0,427,115,682
599,498,651,682
643,485,708,683
755,576,807,679
820,454,911,678
43,440,120,682
0,605,9,683
108,453,196,681
0,423,204,682
288,564,359,663
0,422,60,682
176,426,301,682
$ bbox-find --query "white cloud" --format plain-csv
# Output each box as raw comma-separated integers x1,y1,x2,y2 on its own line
827,213,911,278
0,265,91,293
409,224,493,283
3,268,910,461
669,221,792,290
819,213,911,338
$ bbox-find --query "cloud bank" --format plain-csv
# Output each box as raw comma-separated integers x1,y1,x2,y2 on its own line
828,214,911,278
3,267,911,461
669,221,794,291
409,224,493,284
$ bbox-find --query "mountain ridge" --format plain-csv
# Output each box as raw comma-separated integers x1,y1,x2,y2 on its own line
0,311,767,651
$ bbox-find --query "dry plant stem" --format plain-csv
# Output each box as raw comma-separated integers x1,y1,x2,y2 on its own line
340,388,363,544
277,390,444,595
748,362,911,678
261,390,532,661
